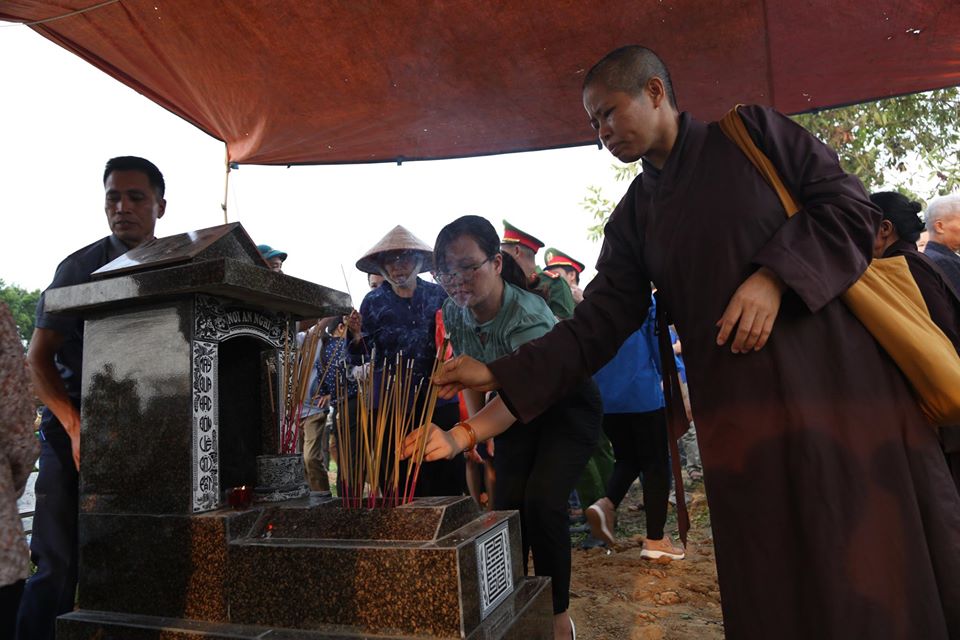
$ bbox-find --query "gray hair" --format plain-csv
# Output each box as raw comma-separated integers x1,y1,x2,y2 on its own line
925,194,960,232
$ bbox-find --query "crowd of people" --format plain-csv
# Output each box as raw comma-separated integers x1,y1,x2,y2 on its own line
3,44,960,640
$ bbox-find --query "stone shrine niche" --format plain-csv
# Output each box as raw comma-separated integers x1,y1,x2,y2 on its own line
191,294,293,512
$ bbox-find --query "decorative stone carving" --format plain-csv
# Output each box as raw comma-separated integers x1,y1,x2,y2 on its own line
476,521,514,619
254,454,309,502
195,295,288,347
191,340,219,512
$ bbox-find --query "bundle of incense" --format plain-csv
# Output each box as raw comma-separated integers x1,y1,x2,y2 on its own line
279,322,322,454
332,344,448,510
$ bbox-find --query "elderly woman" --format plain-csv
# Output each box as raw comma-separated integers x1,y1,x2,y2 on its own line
348,225,464,497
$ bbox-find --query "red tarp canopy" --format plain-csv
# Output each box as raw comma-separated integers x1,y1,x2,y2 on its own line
4,1,959,165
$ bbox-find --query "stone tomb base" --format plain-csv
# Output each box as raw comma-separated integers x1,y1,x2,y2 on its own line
59,496,553,639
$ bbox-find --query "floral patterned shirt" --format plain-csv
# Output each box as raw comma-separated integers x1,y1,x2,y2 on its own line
1,302,40,587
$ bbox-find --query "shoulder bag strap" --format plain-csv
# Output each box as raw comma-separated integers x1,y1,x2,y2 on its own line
718,106,801,217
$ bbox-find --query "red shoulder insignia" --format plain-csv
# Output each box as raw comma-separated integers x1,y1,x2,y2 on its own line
543,270,559,279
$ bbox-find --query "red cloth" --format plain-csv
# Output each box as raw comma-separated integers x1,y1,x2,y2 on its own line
3,1,959,165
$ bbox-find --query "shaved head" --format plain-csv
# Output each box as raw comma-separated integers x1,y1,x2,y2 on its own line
583,45,678,109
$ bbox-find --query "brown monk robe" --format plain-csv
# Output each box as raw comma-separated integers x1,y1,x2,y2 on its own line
478,54,960,639
881,239,960,352
881,237,960,493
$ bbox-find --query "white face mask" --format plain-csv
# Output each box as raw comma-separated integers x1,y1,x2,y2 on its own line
380,254,423,289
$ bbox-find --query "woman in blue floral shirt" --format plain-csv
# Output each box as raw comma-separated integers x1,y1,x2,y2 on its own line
349,226,464,497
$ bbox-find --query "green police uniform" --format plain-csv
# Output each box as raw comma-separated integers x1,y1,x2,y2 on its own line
502,220,576,320
544,247,586,279
531,267,575,320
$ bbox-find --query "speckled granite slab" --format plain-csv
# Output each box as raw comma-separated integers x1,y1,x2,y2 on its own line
228,498,524,636
58,576,553,639
67,498,553,639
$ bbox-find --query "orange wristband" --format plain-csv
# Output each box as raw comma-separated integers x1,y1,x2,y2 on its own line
457,421,478,452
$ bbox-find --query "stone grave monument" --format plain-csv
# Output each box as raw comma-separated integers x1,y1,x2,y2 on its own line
45,223,553,639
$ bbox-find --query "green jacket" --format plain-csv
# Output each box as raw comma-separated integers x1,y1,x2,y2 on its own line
530,268,575,320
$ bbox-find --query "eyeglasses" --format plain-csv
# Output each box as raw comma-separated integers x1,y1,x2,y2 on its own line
435,256,495,286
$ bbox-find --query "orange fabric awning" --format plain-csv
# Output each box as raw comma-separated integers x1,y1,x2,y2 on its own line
4,1,959,165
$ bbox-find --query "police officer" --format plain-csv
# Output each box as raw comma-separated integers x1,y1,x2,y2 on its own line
500,220,575,320
544,247,585,304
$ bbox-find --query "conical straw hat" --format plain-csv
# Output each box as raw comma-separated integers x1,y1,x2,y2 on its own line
355,225,434,274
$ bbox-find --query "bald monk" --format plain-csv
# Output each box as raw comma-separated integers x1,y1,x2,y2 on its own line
411,46,960,640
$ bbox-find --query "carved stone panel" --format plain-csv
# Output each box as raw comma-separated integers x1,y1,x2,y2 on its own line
191,295,293,512
476,521,514,620
191,340,219,512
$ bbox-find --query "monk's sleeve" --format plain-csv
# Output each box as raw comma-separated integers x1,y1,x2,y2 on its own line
741,105,881,313
488,183,653,422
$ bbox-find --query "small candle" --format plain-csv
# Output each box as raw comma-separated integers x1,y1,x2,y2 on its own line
227,485,252,510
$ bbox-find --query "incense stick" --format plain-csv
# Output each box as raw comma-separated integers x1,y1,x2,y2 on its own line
340,264,353,301
330,342,449,509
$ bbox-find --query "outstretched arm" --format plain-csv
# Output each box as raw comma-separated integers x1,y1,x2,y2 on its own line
487,190,654,423
434,355,499,399
402,396,516,461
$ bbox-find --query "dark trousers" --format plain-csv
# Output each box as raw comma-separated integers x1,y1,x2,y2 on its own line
16,409,79,640
494,381,601,614
2,580,24,640
603,409,670,540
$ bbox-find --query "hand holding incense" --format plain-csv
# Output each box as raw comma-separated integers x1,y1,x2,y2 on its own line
401,422,462,462
431,354,498,398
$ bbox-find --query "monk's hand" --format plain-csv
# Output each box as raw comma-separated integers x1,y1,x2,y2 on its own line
402,423,463,462
716,267,786,354
433,355,499,399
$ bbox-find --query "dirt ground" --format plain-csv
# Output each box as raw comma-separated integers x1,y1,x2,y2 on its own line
567,482,724,640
